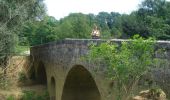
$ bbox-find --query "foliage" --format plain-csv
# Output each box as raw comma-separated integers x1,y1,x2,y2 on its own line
137,0,170,39
18,72,27,82
19,16,59,46
21,90,50,100
19,13,93,46
19,0,170,47
0,68,10,90
0,75,10,90
17,0,170,47
6,95,15,100
1,0,170,48
14,46,30,55
0,0,46,68
87,35,156,100
5,90,49,100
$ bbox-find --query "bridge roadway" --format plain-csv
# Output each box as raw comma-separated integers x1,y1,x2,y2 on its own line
30,39,170,100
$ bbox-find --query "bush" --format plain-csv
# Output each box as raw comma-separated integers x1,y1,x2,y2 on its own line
21,90,36,100
0,75,10,90
21,90,50,100
18,72,27,82
6,95,15,100
87,35,157,100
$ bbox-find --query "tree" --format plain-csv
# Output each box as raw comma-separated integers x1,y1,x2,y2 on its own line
141,0,166,17
0,0,46,74
55,13,92,39
144,16,170,39
18,0,170,48
20,13,93,46
20,16,58,46
87,35,156,100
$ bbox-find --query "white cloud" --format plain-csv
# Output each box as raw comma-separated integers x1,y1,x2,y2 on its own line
44,0,145,20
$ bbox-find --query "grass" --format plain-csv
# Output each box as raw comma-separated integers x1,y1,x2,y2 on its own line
21,90,50,100
6,95,15,100
6,90,50,100
18,72,27,82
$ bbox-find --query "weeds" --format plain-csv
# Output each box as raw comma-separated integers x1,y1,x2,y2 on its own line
6,95,15,100
0,73,10,90
21,90,50,100
18,72,27,82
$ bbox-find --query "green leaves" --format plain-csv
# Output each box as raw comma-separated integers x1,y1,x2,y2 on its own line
20,13,94,46
87,35,156,99
0,0,46,67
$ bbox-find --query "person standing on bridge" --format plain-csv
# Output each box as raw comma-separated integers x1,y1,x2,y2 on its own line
91,24,100,39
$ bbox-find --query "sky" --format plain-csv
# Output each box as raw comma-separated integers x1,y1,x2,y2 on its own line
44,0,144,20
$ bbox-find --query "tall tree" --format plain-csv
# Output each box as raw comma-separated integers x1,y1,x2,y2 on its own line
141,0,166,17
20,16,58,46
55,13,92,39
137,0,170,39
0,0,46,67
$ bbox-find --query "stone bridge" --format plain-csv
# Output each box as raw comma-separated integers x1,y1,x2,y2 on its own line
30,39,170,100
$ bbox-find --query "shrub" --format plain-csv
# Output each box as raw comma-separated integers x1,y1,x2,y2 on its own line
6,95,15,100
21,90,50,100
18,72,27,82
21,90,36,100
0,75,10,90
87,35,157,100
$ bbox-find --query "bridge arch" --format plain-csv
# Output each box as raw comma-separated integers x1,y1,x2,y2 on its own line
61,65,101,100
50,77,56,100
36,62,47,85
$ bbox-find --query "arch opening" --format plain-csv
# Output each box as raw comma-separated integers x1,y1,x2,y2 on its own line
36,62,47,85
61,65,101,100
51,77,56,100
